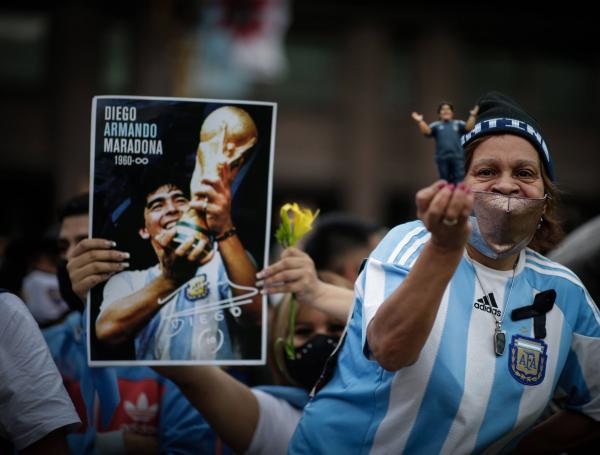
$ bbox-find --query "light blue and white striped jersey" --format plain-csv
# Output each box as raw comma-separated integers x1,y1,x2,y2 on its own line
101,250,235,361
289,220,600,454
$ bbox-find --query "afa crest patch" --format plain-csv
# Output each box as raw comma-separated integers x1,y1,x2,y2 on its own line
185,274,210,301
509,335,547,386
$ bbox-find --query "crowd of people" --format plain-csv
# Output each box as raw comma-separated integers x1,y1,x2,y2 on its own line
1,91,599,453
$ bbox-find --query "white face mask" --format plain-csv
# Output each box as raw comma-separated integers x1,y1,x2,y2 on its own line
468,191,546,259
22,270,69,325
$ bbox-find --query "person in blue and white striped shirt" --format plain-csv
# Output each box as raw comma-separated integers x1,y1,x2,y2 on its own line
289,92,600,454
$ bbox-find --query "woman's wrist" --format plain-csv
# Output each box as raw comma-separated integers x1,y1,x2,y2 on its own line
426,237,465,259
215,226,237,242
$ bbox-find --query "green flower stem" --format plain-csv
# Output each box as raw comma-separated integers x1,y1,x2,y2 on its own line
273,203,319,361
284,294,297,359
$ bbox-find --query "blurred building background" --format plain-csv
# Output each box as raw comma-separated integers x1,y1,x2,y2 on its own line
1,0,599,248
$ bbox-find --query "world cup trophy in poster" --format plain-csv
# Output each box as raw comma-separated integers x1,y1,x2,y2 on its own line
173,106,258,263
89,97,276,366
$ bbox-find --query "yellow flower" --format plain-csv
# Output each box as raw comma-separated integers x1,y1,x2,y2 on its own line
273,202,319,360
275,203,319,247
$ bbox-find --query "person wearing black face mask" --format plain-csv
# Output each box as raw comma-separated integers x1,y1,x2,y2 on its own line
265,262,360,394
288,92,600,455
270,273,347,392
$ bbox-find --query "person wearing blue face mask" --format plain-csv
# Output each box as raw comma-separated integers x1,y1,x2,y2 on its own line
288,92,600,454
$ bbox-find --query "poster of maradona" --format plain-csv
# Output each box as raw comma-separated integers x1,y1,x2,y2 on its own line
88,96,275,366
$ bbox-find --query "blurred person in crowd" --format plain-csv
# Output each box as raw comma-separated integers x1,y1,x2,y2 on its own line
0,289,80,453
302,212,386,284
549,214,600,306
412,101,479,184
0,233,70,327
94,168,262,361
44,193,226,454
56,193,90,314
539,214,600,453
289,92,600,454
21,236,70,327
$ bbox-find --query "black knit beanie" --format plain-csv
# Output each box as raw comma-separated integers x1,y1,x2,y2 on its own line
461,92,555,181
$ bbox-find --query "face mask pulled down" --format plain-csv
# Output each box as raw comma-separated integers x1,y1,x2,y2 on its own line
468,191,546,260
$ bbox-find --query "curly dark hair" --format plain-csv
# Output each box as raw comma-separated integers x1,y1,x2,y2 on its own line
131,165,191,227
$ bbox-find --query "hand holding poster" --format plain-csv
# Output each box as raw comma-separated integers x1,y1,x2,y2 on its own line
88,96,276,365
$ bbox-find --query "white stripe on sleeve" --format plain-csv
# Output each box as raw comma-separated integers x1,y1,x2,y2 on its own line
370,287,452,453
386,226,425,264
362,259,387,336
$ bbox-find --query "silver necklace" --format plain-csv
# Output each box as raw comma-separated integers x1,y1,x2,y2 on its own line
468,257,517,356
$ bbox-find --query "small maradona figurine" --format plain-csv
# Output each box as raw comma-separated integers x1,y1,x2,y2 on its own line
412,102,479,184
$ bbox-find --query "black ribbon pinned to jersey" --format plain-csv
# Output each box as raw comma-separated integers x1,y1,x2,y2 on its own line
511,289,556,339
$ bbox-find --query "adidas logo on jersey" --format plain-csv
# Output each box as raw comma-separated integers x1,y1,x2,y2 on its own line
124,393,158,423
473,292,502,318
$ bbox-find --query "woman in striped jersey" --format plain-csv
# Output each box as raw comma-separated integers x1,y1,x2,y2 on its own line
288,92,600,454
